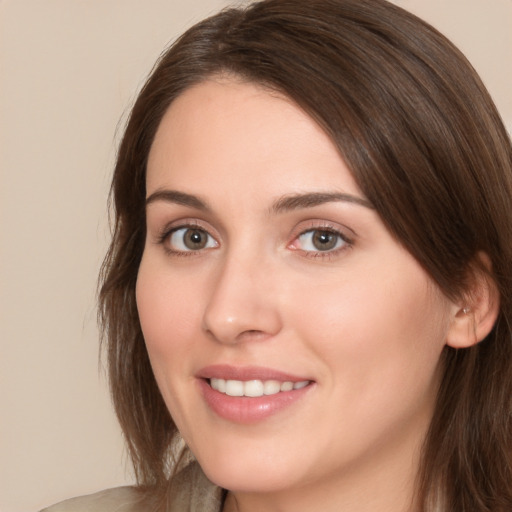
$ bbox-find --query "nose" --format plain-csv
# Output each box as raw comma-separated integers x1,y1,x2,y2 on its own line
202,252,282,345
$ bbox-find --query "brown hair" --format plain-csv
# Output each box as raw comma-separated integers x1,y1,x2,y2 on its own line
99,0,512,509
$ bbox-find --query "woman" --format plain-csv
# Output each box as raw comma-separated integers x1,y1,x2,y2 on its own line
44,0,512,510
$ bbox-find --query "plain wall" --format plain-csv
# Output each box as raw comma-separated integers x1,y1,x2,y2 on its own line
0,1,510,511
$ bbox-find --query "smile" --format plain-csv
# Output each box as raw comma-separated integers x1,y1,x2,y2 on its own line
209,378,310,397
197,366,314,423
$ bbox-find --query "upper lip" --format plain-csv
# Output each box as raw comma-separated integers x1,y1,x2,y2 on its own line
196,364,312,382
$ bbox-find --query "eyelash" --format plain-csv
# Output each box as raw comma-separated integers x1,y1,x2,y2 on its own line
156,222,353,259
156,221,217,258
290,224,353,259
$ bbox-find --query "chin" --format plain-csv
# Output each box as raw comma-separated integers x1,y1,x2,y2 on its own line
203,466,291,494
195,447,303,493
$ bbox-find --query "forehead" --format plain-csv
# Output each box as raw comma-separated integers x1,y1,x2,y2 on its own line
146,78,362,199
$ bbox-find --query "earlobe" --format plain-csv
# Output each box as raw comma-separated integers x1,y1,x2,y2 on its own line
445,259,500,349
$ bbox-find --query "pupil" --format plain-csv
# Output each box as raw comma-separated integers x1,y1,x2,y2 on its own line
184,229,206,249
313,230,336,251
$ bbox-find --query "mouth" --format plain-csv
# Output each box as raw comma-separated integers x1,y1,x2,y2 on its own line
208,378,311,397
197,365,314,423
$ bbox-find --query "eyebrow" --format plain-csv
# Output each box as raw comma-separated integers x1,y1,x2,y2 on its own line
271,192,374,213
145,189,374,212
146,189,210,210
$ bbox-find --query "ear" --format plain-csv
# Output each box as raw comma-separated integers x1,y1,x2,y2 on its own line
445,254,500,349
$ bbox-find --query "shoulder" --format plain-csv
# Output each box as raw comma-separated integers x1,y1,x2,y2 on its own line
40,486,144,512
170,460,224,512
40,462,223,512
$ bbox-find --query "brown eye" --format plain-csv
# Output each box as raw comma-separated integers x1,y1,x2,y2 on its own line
183,229,208,249
168,227,217,252
312,230,338,251
296,229,346,252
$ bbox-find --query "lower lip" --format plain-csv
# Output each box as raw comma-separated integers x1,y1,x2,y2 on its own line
198,379,313,424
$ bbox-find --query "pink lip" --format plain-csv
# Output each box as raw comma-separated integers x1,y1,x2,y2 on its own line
197,364,310,382
196,365,314,424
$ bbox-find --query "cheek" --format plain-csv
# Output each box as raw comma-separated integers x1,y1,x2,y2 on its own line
135,259,207,432
289,261,449,401
135,260,200,372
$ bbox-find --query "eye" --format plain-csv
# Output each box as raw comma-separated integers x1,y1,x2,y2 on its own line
167,227,218,252
293,228,348,253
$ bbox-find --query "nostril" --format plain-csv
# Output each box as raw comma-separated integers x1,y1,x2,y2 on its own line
236,329,271,343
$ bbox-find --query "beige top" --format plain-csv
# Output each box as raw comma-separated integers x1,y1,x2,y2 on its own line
40,462,224,512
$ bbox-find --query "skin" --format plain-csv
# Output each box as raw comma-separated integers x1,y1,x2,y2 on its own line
136,78,462,512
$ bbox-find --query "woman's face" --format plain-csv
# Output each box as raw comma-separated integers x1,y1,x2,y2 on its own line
137,79,456,503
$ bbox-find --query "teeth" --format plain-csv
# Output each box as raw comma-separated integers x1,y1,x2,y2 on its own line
263,380,281,395
225,380,244,396
210,378,310,397
280,381,293,392
245,380,264,397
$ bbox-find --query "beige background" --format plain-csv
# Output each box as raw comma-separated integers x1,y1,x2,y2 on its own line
0,1,510,511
